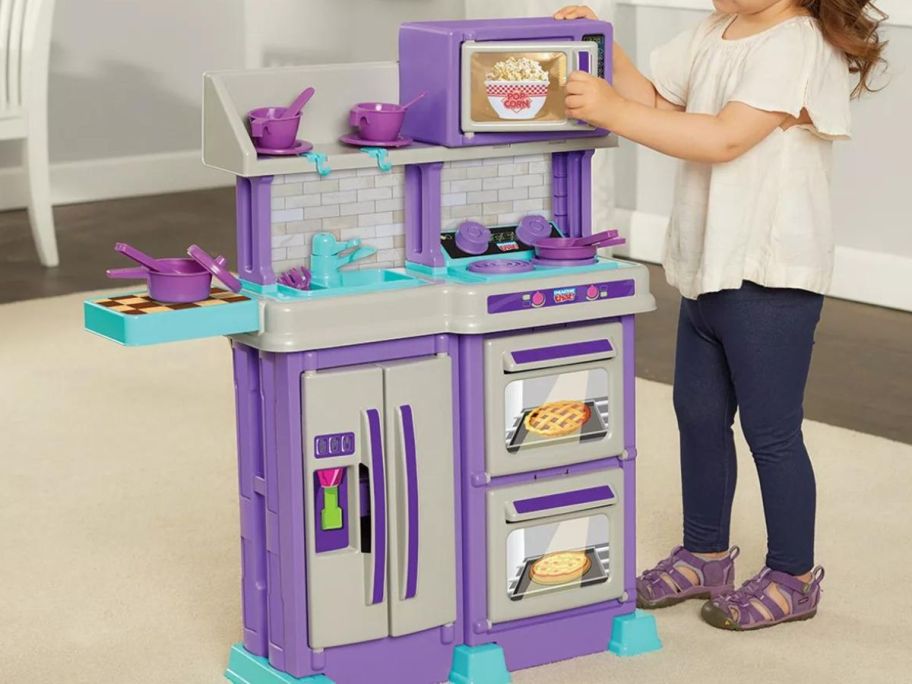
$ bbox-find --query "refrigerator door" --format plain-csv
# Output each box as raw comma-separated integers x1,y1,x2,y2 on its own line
382,356,458,637
461,40,598,133
303,365,389,649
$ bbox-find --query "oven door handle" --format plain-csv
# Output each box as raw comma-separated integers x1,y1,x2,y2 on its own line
397,404,420,600
503,338,616,373
364,408,386,605
506,484,616,523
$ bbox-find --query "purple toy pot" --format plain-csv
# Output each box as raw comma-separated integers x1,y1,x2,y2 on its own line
106,258,217,303
349,102,406,142
249,107,301,150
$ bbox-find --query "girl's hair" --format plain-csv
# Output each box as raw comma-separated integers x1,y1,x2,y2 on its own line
801,1,887,96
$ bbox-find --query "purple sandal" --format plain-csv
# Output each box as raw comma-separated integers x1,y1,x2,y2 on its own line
701,566,825,630
637,546,739,609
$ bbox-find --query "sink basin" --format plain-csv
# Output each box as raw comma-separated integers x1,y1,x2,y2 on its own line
266,268,429,300
312,268,417,290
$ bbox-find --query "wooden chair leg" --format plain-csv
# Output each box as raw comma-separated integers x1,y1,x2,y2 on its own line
23,123,59,267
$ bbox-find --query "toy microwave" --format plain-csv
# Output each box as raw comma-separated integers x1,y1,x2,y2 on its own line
399,16,613,148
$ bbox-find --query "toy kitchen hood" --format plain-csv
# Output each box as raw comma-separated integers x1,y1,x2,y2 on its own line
83,15,660,684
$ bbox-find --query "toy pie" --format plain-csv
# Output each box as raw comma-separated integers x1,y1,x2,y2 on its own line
523,400,591,437
530,551,592,586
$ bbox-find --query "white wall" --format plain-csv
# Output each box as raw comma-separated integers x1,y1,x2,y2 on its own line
612,0,912,311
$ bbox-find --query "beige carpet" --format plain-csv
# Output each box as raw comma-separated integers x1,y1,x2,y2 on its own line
2,292,910,684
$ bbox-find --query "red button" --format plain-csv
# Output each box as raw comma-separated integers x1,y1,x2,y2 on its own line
531,292,545,307
586,285,599,300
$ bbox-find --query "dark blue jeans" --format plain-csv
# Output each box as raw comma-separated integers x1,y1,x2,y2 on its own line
673,281,823,576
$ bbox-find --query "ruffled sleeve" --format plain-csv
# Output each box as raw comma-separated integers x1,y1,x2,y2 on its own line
727,19,852,139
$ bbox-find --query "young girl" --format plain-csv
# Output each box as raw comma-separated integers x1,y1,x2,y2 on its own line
554,1,885,630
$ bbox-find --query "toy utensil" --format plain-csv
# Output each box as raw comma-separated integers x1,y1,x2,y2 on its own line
570,230,620,247
114,242,171,273
284,86,316,118
278,266,311,290
399,90,427,110
317,468,345,531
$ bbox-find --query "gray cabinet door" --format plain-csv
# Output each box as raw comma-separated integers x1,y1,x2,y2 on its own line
302,365,389,649
382,356,458,637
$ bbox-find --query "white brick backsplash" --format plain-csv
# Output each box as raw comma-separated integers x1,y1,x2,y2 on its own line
359,211,393,227
375,198,403,213
467,189,498,204
482,176,513,191
514,174,544,188
270,154,549,272
304,204,340,219
450,178,483,193
321,190,357,205
339,176,373,191
272,208,303,223
340,201,376,216
358,187,393,202
498,187,528,202
285,194,321,209
442,192,467,207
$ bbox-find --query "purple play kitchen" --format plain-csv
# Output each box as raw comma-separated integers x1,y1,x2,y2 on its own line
84,16,660,684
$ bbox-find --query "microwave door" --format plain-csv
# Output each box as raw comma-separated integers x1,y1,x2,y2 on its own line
460,41,598,134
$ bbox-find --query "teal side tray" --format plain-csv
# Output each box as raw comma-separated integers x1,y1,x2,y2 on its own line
84,289,259,346
225,644,334,684
449,643,511,684
608,609,662,657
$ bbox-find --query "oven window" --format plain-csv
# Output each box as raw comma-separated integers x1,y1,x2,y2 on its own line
470,51,568,124
506,514,611,600
504,368,610,452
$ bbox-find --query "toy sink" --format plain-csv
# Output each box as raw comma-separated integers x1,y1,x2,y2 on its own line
312,268,416,290
270,267,429,300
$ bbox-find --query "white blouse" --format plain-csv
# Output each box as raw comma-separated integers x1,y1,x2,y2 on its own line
650,14,852,299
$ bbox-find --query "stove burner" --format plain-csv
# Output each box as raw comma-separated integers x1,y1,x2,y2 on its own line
467,259,535,274
531,256,598,268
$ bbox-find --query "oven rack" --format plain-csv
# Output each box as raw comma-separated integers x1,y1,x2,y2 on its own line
507,543,611,596
505,397,610,448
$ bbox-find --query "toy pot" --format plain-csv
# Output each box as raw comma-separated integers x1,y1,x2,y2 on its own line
249,107,301,149
106,256,226,303
349,102,406,142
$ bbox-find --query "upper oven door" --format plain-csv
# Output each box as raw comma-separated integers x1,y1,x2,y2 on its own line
461,40,597,133
483,323,625,477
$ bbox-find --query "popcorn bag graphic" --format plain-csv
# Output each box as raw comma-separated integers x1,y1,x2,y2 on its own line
485,57,551,120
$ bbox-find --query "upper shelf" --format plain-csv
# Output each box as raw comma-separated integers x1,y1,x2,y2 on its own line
202,61,617,178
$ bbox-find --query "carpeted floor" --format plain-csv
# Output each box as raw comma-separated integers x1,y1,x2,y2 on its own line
1,292,910,684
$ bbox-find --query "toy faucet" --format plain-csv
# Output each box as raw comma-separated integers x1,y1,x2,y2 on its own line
310,232,377,288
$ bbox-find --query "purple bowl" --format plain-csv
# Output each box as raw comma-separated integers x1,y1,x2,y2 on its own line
349,102,406,142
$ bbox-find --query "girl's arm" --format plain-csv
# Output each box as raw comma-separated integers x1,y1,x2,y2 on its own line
565,71,789,163
555,4,681,111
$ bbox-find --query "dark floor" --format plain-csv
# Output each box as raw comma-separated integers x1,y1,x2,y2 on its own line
3,190,911,443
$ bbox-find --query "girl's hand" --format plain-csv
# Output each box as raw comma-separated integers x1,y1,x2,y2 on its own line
553,5,598,20
565,70,624,129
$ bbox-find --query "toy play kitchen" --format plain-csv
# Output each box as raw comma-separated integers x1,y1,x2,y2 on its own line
85,16,660,684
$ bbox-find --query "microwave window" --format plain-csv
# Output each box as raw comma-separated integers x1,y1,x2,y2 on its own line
504,368,610,453
470,51,568,123
506,514,611,600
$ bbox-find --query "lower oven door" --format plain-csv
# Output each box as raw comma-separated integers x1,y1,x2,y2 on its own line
486,469,625,624
484,322,625,477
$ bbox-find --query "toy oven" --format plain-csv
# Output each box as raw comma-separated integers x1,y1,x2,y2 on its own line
399,17,613,147
486,468,625,623
483,323,625,478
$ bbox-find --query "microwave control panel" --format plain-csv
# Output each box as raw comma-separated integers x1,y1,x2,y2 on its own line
487,279,635,314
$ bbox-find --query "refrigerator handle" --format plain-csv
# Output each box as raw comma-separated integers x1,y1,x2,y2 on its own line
397,404,420,600
364,408,386,605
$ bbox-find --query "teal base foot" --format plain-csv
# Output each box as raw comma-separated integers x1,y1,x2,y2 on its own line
448,644,511,684
225,644,334,684
608,609,662,657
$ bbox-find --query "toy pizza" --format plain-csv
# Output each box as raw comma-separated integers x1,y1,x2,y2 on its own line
524,400,591,438
529,551,592,585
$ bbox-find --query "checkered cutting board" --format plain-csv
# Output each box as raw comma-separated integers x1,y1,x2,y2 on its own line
94,288,249,315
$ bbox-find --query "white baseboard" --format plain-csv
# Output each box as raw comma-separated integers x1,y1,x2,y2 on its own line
0,150,234,211
614,209,912,312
